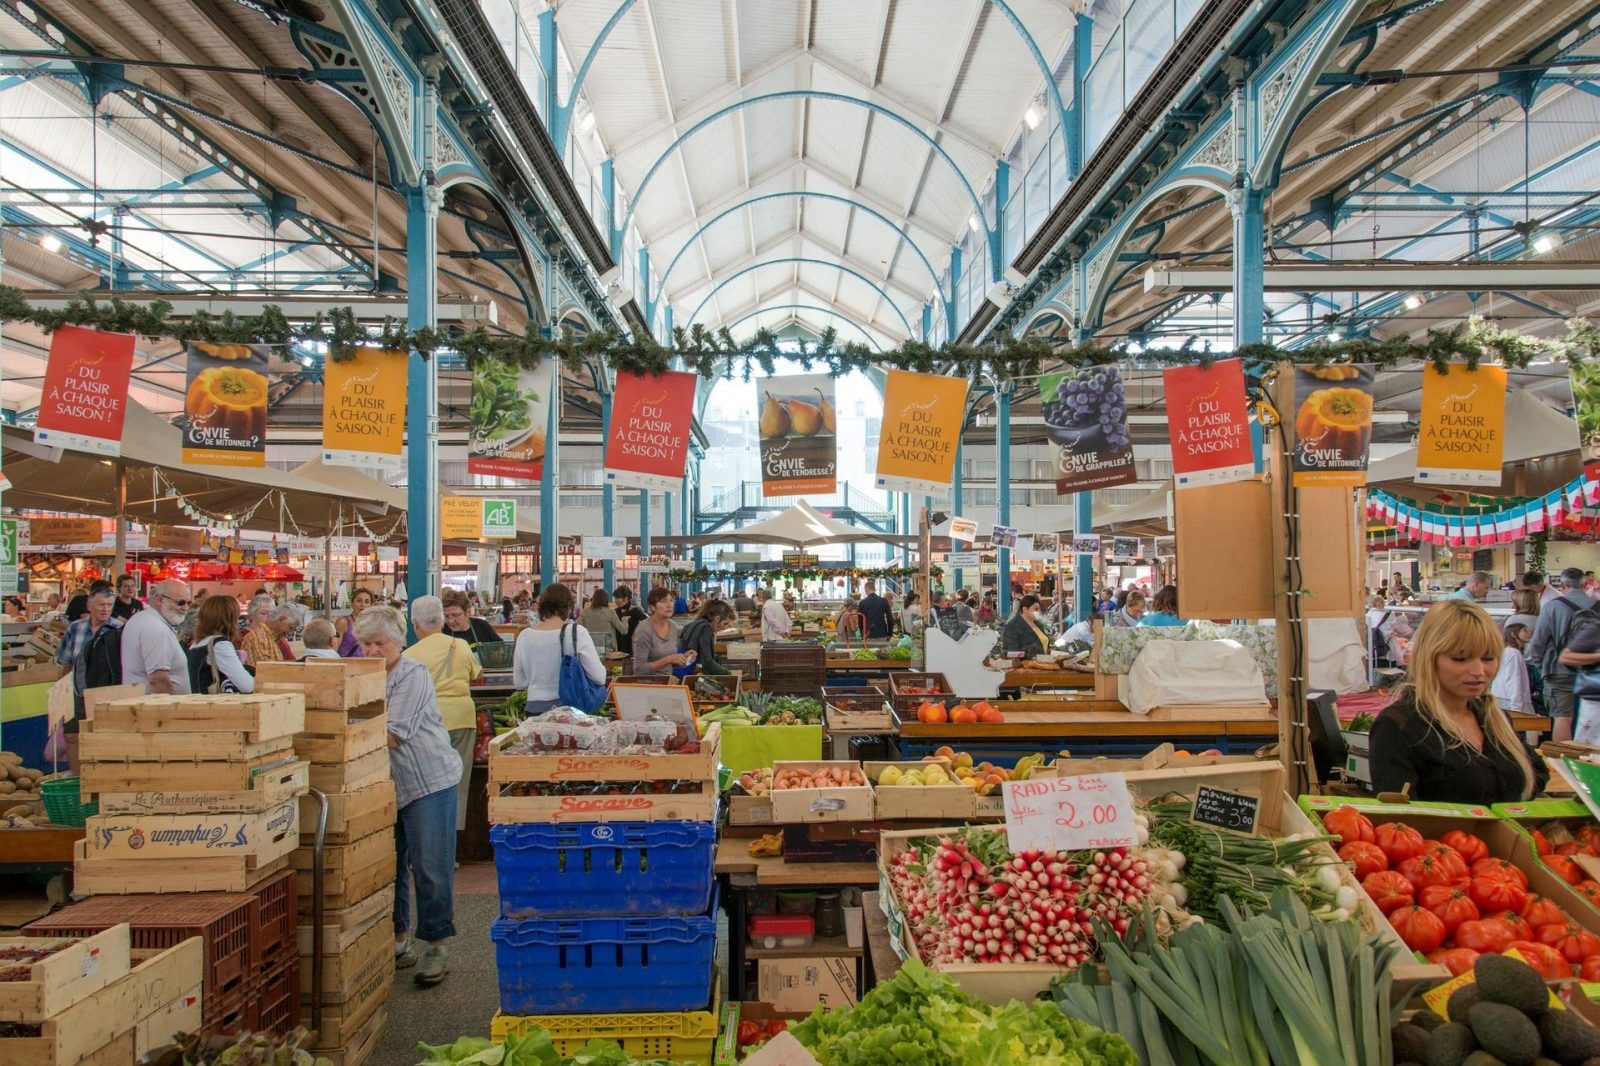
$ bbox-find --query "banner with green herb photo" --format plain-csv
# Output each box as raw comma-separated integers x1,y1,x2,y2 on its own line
1573,359,1600,481
468,358,555,480
1040,365,1137,493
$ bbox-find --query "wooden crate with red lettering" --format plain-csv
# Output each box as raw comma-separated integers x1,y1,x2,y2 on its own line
487,778,717,824
487,723,720,785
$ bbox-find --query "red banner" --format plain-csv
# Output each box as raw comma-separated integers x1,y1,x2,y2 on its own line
603,370,698,491
1163,359,1254,490
33,325,136,456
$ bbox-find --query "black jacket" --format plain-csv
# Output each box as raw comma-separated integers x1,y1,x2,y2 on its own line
445,617,502,644
857,594,894,639
616,605,646,655
1369,691,1546,804
677,618,730,675
1001,613,1048,657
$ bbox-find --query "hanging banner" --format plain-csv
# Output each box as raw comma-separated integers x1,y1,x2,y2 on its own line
1040,366,1138,493
181,342,270,467
1164,359,1254,489
440,497,483,540
468,357,555,481
756,373,839,497
322,346,407,469
1571,360,1600,481
33,324,137,457
603,370,698,491
949,517,978,544
874,370,969,495
1416,363,1507,487
1290,364,1376,487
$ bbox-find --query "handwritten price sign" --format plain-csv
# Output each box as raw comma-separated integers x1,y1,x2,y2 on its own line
1001,773,1138,854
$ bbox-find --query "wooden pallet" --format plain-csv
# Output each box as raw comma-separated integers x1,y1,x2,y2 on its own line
256,659,386,710
487,722,720,784
73,841,291,894
92,693,305,742
97,760,310,816
299,779,396,845
487,778,717,824
79,724,296,764
84,802,298,865
79,754,300,797
295,703,387,765
307,748,390,794
0,925,131,1023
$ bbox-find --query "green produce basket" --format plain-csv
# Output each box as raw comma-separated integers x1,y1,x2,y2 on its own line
40,773,96,827
717,724,823,775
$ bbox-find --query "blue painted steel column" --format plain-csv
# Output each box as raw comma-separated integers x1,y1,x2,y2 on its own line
992,161,1010,278
1067,13,1092,179
637,246,652,331
923,494,934,592
1233,187,1267,344
640,491,651,557
1072,330,1093,624
405,185,439,602
537,9,561,146
921,302,932,343
601,384,615,589
950,440,964,592
946,246,962,340
664,489,673,546
539,362,559,589
996,385,1012,619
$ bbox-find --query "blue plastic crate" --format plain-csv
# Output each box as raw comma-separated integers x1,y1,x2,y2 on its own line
492,819,716,918
491,887,718,1015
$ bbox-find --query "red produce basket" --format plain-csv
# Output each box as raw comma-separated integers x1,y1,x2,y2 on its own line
252,868,297,971
253,953,301,1037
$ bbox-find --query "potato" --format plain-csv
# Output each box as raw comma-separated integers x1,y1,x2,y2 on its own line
0,752,22,765
4,804,35,818
0,781,15,795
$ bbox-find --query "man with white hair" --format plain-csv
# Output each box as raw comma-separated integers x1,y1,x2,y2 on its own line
120,579,192,694
240,593,285,666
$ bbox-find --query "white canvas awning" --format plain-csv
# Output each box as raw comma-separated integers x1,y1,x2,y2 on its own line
662,499,912,547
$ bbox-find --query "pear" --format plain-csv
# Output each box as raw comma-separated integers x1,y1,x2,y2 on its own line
787,397,822,436
877,765,904,786
759,392,791,438
815,387,836,433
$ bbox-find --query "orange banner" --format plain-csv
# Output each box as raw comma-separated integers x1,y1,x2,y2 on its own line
1416,363,1507,487
322,347,407,469
440,497,482,541
873,370,969,496
27,517,104,547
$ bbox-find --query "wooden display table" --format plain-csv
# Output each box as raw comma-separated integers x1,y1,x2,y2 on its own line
893,702,1280,762
1,827,85,873
1001,669,1093,690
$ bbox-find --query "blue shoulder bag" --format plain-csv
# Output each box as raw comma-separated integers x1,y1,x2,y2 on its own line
558,621,609,712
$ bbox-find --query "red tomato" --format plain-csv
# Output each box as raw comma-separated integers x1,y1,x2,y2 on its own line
1426,947,1481,977
1576,880,1600,906
1389,904,1447,954
1491,910,1533,940
1581,955,1600,982
1555,841,1586,857
1537,922,1600,964
1468,876,1529,915
1323,806,1376,847
1338,841,1388,880
1521,895,1568,931
1362,870,1416,915
1471,857,1529,888
1507,940,1572,980
1375,822,1427,864
1398,853,1457,892
1544,854,1586,886
765,1020,788,1039
1418,886,1479,934
1577,824,1600,848
1455,918,1516,955
1421,842,1470,881
1534,829,1552,856
1442,830,1490,866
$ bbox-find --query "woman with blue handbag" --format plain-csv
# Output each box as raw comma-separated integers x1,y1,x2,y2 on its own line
511,583,608,714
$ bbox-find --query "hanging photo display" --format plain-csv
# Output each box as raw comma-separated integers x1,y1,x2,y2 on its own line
1572,360,1600,481
1154,535,1176,557
603,370,698,491
1416,363,1507,487
321,347,407,469
874,369,969,495
989,525,1018,548
468,358,555,481
181,341,271,467
1111,536,1141,560
757,373,838,496
1163,358,1254,489
1029,533,1059,555
1040,365,1137,493
949,516,978,543
1290,364,1375,487
33,324,136,457
1070,533,1102,556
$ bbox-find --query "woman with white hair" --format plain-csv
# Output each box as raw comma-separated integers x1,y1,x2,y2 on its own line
240,593,285,666
354,606,459,987
405,595,483,834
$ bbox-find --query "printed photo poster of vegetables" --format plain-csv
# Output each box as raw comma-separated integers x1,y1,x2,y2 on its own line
1290,363,1375,487
1039,365,1137,493
758,373,838,496
467,357,555,480
1572,359,1600,481
181,341,270,467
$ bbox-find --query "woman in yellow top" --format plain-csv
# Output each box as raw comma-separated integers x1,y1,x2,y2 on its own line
405,595,483,832
1001,595,1051,658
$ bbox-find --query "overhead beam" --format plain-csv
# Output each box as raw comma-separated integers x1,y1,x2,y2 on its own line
1144,263,1600,293
13,292,501,321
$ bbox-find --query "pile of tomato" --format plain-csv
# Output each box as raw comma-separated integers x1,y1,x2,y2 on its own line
1323,805,1600,981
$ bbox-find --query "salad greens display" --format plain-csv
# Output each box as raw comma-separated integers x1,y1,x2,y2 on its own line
417,1034,690,1065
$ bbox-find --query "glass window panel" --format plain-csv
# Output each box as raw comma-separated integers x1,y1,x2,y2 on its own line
1124,0,1174,100
1050,128,1068,201
1085,26,1124,156
1024,157,1050,240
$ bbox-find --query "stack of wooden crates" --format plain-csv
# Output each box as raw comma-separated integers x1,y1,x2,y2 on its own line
257,659,396,1066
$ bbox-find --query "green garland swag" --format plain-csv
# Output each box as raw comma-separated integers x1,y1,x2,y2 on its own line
5,286,1598,380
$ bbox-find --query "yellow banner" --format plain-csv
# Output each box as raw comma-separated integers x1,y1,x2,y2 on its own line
873,370,969,495
322,347,407,469
440,497,482,541
1416,363,1507,488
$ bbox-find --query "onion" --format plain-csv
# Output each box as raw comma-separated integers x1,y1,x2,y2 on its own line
1335,885,1359,911
1315,865,1343,893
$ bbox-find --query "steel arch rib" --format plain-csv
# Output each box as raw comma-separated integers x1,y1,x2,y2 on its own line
724,304,885,350
686,258,914,335
657,191,945,300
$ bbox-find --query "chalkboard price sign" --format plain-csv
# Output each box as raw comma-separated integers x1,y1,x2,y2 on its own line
1192,786,1260,835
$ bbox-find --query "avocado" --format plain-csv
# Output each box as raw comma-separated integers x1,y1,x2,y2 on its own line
1462,1055,1507,1066
1429,1022,1482,1066
1412,1008,1448,1031
1467,1002,1542,1066
1477,953,1551,1015
1451,984,1488,1022
1538,1008,1600,1063
1394,1023,1432,1062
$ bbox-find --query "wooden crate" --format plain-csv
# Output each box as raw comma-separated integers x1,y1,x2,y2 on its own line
313,1005,387,1066
824,704,893,732
865,762,979,821
292,829,396,912
487,778,717,824
308,748,390,794
886,672,951,717
92,693,304,742
295,703,387,765
256,659,386,710
0,925,131,1022
97,760,310,816
768,761,873,823
135,984,201,1058
488,722,721,784
80,753,299,797
84,802,298,867
298,911,388,1001
728,794,775,825
296,886,395,958
305,952,392,1047
73,841,291,894
299,780,396,845
0,938,202,1066
79,723,295,764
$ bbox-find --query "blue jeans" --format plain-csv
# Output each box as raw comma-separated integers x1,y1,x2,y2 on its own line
394,786,457,943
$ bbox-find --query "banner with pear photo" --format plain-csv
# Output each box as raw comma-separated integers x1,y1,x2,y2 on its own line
874,369,968,495
758,373,838,496
468,357,555,481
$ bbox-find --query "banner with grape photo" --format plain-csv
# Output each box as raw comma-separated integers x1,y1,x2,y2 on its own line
1040,366,1137,493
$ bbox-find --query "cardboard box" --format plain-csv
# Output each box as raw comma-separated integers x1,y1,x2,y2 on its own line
769,762,873,823
756,957,857,1013
713,1002,813,1065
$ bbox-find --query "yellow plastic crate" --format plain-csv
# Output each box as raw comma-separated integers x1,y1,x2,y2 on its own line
492,973,720,1065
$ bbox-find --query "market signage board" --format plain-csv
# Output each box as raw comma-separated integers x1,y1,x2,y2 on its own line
26,517,103,547
181,341,270,467
874,370,969,495
603,370,699,491
1040,366,1138,492
1416,363,1508,487
758,373,838,497
1572,360,1600,481
440,497,483,540
1002,773,1137,854
1191,786,1259,835
33,325,136,456
781,552,819,567
468,357,554,481
321,347,407,469
1163,359,1254,489
0,518,17,594
583,536,628,561
947,551,980,568
639,554,672,573
1290,364,1375,486
146,525,205,553
481,499,517,539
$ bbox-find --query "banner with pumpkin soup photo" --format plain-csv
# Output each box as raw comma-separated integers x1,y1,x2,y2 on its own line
874,370,969,495
468,357,555,481
1290,363,1375,487
758,373,838,496
182,342,270,467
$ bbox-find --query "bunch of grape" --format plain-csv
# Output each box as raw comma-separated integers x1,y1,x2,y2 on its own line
1042,368,1129,450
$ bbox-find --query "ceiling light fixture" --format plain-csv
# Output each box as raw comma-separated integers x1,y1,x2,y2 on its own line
1534,233,1560,255
967,213,981,233
1023,102,1043,130
40,234,62,253
578,111,597,134
1328,330,1343,343
1403,294,1422,311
